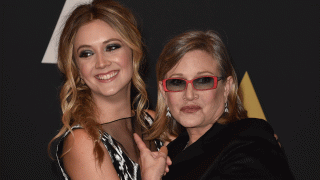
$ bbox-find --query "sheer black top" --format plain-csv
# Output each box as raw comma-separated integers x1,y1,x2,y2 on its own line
56,113,161,180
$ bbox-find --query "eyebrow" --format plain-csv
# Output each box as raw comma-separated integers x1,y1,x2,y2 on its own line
168,73,183,78
168,71,215,78
76,38,122,53
197,71,215,76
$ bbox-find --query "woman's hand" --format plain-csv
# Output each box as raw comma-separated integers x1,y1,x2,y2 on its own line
133,133,172,180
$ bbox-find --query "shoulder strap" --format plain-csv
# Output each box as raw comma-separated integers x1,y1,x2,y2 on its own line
144,112,154,126
143,112,164,149
56,125,83,180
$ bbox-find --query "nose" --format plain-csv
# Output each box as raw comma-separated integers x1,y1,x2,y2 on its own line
95,53,111,69
183,83,198,101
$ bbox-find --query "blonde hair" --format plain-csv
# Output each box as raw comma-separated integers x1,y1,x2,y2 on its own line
148,30,247,142
48,0,149,165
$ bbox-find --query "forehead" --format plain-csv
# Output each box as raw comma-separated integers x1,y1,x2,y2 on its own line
166,50,219,78
74,19,122,45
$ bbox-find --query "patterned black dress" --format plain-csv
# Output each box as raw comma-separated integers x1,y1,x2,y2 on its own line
56,114,161,180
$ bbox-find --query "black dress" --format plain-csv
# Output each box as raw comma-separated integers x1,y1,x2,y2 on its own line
56,113,161,180
163,118,295,180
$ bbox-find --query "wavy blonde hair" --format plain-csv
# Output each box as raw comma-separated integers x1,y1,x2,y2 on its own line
148,30,248,142
48,0,149,165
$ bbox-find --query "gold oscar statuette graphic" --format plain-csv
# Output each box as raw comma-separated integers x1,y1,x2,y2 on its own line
240,71,266,120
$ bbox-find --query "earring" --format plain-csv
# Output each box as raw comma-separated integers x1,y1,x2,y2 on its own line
166,107,172,118
224,102,229,113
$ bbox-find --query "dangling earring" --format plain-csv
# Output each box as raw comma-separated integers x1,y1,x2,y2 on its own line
224,102,229,113
166,107,172,118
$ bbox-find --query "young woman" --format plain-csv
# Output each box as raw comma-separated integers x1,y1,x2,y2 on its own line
48,0,161,179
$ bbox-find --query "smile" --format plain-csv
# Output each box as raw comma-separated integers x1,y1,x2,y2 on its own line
96,71,119,80
180,105,201,113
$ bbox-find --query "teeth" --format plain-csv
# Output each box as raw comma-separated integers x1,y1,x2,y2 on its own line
97,71,118,80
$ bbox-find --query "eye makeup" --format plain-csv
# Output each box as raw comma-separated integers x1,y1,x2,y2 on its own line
105,43,121,51
79,50,94,58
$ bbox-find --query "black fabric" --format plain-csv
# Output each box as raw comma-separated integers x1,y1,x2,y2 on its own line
101,115,158,164
164,118,295,180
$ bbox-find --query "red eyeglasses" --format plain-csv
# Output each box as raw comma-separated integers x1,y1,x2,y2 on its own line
162,76,223,92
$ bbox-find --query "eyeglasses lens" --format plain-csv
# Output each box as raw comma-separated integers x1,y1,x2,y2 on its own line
193,77,214,90
166,77,215,91
166,79,186,91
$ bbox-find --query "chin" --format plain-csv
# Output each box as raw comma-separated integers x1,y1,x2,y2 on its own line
92,88,118,98
178,118,203,128
104,89,123,97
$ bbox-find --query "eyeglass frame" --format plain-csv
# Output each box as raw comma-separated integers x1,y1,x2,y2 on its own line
161,76,224,92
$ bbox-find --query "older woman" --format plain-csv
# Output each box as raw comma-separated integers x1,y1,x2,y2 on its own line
135,30,294,180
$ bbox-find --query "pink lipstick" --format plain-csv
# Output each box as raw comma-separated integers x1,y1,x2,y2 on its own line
95,70,119,82
180,105,201,113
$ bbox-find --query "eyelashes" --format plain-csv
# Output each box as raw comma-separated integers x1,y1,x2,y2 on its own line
78,43,122,58
79,50,94,58
106,44,121,51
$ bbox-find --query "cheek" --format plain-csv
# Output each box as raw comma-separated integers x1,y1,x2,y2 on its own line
204,89,225,113
207,91,221,103
166,93,182,112
77,61,89,78
121,58,133,79
118,56,131,68
117,49,133,69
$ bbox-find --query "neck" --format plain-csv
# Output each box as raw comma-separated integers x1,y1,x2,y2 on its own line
93,85,132,124
186,123,214,146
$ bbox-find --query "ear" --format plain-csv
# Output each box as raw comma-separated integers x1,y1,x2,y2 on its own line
159,81,168,104
223,76,233,102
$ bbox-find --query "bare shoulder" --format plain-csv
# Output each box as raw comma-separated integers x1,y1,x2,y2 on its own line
145,109,156,119
62,128,92,152
62,129,120,180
